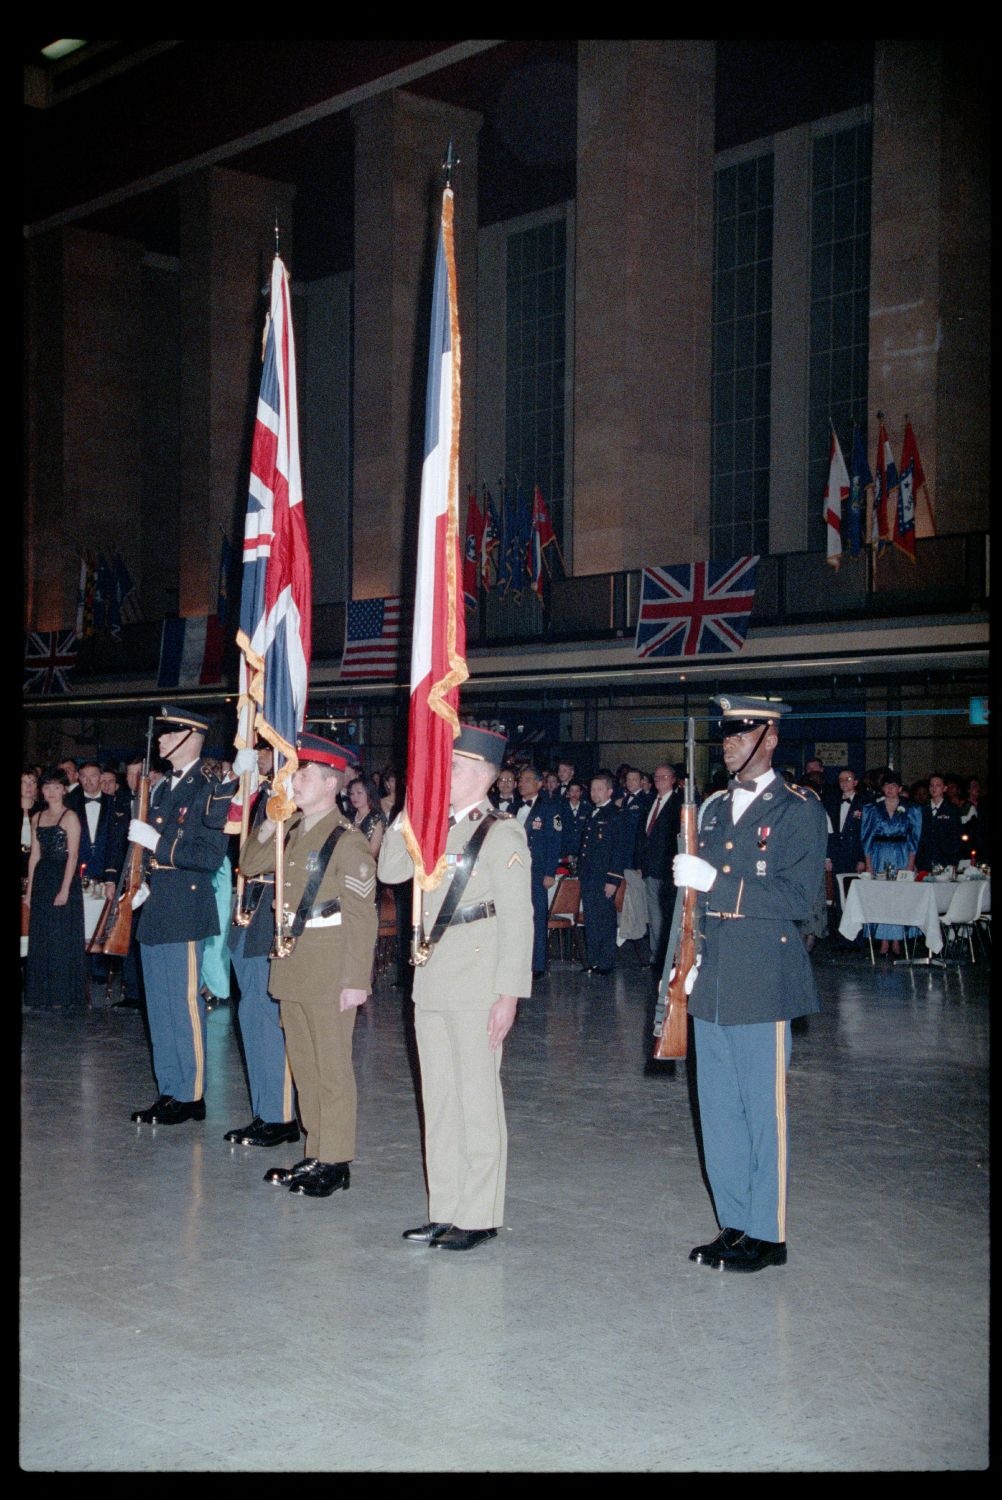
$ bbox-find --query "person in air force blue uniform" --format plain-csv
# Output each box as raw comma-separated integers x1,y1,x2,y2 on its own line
515,765,563,976
128,706,237,1126
577,770,631,974
675,696,827,1274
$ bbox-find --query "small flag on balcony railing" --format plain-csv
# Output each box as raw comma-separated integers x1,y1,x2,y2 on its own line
635,555,759,658
897,419,936,554
341,596,403,680
847,427,871,557
481,486,500,590
823,426,850,569
24,630,77,695
463,487,485,609
157,614,224,688
872,419,899,554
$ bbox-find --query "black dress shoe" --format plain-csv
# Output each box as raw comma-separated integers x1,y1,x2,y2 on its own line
718,1235,787,1273
131,1095,174,1123
224,1117,301,1147
290,1161,350,1197
402,1221,451,1243
264,1157,320,1186
150,1097,206,1125
113,997,141,1009
689,1226,744,1267
429,1227,498,1252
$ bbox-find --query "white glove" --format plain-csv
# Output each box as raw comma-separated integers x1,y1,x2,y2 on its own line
685,954,703,995
129,819,160,852
131,882,150,909
673,853,717,892
232,748,259,777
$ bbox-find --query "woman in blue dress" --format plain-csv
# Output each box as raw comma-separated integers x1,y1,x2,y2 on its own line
861,771,922,956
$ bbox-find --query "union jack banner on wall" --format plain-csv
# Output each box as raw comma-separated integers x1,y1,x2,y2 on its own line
24,630,78,695
635,555,759,658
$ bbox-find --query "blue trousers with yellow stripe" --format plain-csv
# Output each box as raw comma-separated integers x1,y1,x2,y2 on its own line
230,927,296,1125
140,940,207,1102
693,1017,792,1244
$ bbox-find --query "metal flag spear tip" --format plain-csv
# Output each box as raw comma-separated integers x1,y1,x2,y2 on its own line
274,211,280,255
442,139,458,185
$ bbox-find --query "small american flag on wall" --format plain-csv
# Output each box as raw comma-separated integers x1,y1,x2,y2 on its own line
340,596,403,680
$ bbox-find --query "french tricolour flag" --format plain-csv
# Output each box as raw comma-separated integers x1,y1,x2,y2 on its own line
402,185,469,891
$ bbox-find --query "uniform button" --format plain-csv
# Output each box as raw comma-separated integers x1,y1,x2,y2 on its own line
780,935,787,943
190,884,197,891
725,841,734,850
722,864,731,873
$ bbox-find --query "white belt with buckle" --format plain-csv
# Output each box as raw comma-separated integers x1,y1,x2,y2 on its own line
303,911,342,929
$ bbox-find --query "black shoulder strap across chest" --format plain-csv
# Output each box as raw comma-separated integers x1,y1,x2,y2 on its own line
425,813,498,949
287,819,348,939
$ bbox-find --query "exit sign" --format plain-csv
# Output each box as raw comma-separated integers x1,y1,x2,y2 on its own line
969,697,989,726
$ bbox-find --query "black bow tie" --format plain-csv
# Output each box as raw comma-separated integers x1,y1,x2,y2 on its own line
730,778,757,793
843,797,853,802
85,795,101,802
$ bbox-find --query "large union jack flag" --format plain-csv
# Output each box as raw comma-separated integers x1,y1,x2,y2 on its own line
24,630,78,695
234,255,311,802
635,555,759,658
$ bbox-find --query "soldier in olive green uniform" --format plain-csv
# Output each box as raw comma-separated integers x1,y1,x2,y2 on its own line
378,724,533,1251
239,733,378,1198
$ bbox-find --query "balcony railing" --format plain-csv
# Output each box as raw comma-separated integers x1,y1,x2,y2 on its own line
67,531,988,682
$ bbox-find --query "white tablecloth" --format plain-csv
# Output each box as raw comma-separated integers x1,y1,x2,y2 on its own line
838,878,990,947
839,880,946,953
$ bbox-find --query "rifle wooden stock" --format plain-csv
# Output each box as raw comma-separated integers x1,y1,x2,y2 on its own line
654,800,696,1060
89,727,153,957
654,714,698,1061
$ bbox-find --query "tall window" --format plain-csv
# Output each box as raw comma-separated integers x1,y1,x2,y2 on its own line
807,120,872,527
711,153,773,559
505,216,567,530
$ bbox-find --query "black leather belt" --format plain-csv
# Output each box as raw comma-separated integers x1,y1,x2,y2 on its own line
311,898,341,919
453,899,496,924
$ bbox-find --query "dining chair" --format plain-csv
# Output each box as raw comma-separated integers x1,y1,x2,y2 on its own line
940,881,983,962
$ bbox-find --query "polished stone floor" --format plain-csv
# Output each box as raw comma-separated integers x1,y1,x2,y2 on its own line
21,941,990,1473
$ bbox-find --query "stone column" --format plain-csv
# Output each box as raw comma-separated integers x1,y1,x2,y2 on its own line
178,167,296,616
870,41,989,535
351,90,481,600
574,40,715,575
24,227,144,629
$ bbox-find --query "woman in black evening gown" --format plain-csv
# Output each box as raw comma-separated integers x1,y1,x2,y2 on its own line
23,767,87,1010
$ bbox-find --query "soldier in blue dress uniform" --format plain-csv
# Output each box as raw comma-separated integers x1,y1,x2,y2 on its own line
675,695,827,1274
578,770,631,974
128,706,238,1126
515,765,563,976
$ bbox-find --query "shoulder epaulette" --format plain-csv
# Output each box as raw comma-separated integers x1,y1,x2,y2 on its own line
784,781,814,801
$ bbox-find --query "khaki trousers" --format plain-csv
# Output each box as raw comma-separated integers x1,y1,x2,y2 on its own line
279,996,357,1164
415,1007,507,1230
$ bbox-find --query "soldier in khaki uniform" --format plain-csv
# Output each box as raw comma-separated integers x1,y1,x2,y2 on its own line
239,732,377,1198
378,724,533,1251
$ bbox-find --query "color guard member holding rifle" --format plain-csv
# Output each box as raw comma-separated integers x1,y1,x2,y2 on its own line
674,695,827,1273
128,706,238,1126
378,725,533,1252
